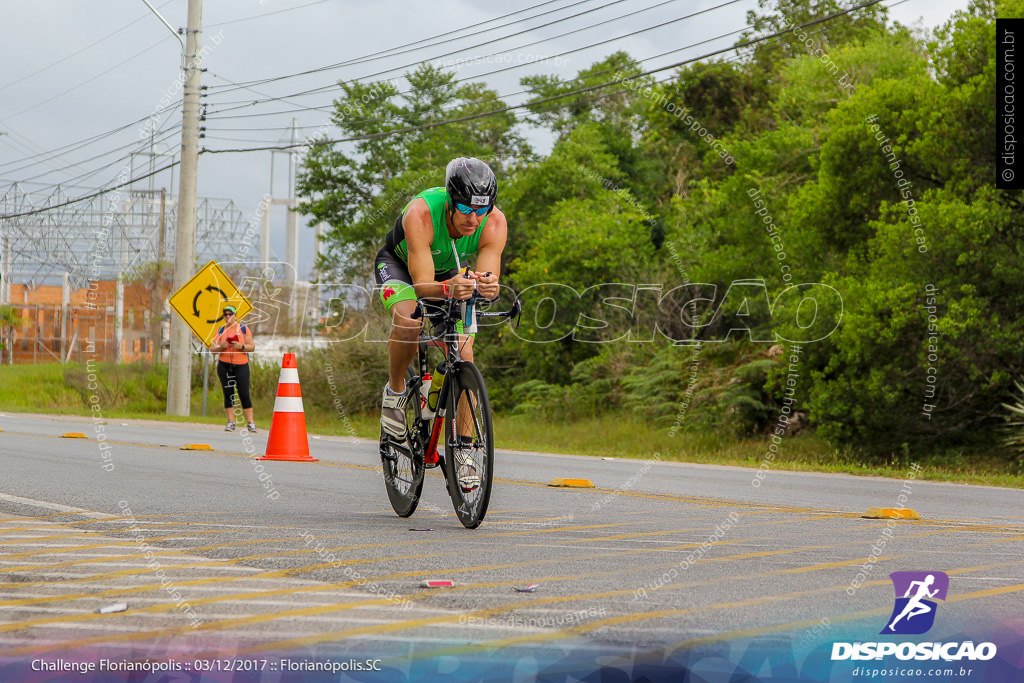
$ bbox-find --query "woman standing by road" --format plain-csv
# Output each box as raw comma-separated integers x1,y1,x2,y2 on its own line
210,305,256,432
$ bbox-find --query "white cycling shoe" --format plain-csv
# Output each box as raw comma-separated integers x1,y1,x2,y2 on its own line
380,384,409,441
454,440,480,492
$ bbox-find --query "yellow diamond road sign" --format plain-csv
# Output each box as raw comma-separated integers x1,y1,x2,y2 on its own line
168,261,253,347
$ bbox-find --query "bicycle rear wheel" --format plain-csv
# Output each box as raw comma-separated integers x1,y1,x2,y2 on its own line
380,368,425,517
443,362,494,528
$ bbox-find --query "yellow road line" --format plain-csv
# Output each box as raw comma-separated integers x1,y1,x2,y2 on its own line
410,562,1024,660
0,528,241,561
0,534,768,610
0,518,666,584
6,530,1013,649
0,510,244,529
0,512,858,588
253,559,1024,657
0,526,242,549
6,534,1020,654
0,532,350,578
0,519,956,608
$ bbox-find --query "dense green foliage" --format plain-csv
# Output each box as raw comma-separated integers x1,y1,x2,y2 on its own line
299,0,1023,461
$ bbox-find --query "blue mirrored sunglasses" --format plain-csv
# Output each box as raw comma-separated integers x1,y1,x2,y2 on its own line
454,202,492,216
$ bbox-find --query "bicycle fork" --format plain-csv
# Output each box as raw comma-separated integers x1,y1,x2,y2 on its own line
425,415,443,466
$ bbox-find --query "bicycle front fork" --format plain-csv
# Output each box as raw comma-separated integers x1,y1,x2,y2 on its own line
425,416,443,467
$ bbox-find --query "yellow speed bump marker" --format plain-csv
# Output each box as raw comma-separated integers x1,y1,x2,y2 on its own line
180,444,214,451
862,507,921,520
60,433,88,439
548,478,595,488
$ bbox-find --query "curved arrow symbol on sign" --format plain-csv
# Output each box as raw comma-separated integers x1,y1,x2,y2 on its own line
192,285,229,324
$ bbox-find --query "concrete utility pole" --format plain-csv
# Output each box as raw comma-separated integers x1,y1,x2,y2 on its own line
166,0,203,415
114,275,124,363
0,133,8,307
150,188,166,365
286,118,299,290
285,119,301,321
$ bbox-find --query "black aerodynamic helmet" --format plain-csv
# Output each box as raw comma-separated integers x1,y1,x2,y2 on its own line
445,157,497,208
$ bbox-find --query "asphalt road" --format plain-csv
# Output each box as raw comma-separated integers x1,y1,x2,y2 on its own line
0,412,1021,676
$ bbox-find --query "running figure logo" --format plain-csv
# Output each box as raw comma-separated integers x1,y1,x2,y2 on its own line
881,571,949,635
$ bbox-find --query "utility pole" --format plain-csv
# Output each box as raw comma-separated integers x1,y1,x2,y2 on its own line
166,0,203,415
0,133,8,307
0,230,8,306
150,188,166,365
286,118,299,317
61,272,70,361
115,275,124,363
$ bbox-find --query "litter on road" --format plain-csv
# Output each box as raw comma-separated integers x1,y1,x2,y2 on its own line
95,603,128,614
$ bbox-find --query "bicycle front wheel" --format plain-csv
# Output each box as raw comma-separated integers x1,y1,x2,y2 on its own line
443,362,494,528
380,368,426,517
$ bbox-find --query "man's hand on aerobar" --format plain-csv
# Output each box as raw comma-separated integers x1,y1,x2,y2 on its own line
443,270,498,300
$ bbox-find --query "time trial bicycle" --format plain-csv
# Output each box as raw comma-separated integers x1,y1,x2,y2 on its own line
379,288,520,529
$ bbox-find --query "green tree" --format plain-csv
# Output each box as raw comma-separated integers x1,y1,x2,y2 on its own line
788,0,1024,453
297,64,530,282
520,51,647,141
741,0,889,76
803,187,1024,451
501,121,624,270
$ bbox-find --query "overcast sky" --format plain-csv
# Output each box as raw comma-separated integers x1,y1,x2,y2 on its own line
0,0,971,278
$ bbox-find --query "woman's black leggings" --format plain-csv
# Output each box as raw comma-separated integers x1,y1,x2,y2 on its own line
217,361,252,410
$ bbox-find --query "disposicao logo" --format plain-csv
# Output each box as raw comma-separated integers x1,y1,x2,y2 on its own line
882,571,948,635
831,570,997,663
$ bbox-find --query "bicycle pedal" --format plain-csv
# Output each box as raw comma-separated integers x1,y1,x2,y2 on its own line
382,437,410,454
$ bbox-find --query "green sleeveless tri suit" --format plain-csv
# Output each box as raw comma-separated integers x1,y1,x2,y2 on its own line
374,187,489,311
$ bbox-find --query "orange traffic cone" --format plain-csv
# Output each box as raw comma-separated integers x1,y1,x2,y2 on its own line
260,353,317,462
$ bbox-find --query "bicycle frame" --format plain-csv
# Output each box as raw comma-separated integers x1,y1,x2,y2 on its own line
411,293,521,469
380,290,519,526
413,298,472,469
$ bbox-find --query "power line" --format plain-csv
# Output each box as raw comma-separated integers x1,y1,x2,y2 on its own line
203,20,747,134
201,0,885,156
0,103,182,172
201,1,747,131
17,126,181,190
0,0,730,173
0,118,182,180
205,0,336,28
0,0,176,94
0,160,180,220
206,0,648,109
2,0,886,220
2,36,175,122
204,71,334,116
205,0,594,94
203,0,731,120
3,107,182,198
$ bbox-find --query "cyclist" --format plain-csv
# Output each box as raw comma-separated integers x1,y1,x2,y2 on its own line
375,157,507,491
